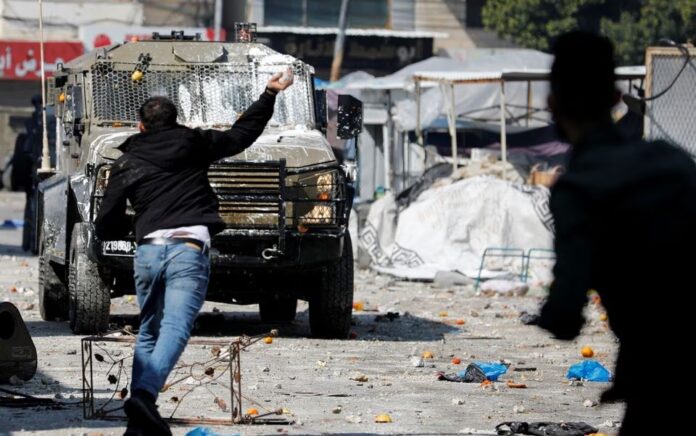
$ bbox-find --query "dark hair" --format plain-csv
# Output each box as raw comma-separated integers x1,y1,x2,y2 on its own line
138,96,178,130
550,31,617,122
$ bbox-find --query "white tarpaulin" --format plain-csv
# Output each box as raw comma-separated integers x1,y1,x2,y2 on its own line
359,176,554,280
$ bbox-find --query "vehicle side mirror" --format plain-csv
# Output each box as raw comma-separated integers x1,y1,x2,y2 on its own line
337,94,363,140
314,89,327,134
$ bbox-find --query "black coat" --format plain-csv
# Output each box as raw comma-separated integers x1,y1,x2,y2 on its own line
95,91,276,242
538,127,696,401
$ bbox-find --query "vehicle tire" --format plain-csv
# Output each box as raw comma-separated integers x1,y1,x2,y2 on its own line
68,224,111,334
38,236,69,321
259,296,297,323
309,232,354,339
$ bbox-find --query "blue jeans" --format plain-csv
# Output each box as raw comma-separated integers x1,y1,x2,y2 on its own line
131,243,210,398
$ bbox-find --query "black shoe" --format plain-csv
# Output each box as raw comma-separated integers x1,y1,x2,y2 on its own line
124,391,172,436
123,419,146,436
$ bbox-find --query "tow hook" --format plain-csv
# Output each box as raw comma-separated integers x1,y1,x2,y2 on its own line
262,245,283,260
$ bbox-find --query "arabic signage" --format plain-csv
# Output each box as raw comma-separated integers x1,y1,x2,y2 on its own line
0,41,84,80
80,25,226,51
256,31,434,79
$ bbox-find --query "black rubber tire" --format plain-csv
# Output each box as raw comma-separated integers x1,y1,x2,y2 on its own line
309,232,354,339
38,236,69,321
68,224,111,334
259,296,298,323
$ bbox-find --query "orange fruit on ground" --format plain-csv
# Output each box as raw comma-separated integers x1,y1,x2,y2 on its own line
422,351,434,359
599,313,608,322
263,337,273,344
581,346,594,358
352,301,364,311
455,319,466,325
438,311,448,317
246,408,259,415
451,357,461,365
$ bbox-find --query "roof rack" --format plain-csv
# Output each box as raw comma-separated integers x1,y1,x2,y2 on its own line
151,31,202,41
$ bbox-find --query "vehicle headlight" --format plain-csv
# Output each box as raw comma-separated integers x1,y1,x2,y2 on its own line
95,165,111,196
94,164,134,216
286,169,342,228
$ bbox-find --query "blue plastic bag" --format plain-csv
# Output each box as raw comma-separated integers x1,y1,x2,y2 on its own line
456,361,508,381
186,428,240,436
1,219,24,229
566,360,612,382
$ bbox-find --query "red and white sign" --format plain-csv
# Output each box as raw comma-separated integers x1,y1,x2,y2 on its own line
80,25,226,51
0,41,84,80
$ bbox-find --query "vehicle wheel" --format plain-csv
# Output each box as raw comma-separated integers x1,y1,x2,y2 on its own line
259,296,297,323
309,232,354,339
38,236,68,321
68,224,111,334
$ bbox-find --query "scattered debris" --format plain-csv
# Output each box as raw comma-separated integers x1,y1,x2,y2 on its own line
513,405,526,414
513,367,537,372
583,399,598,408
214,397,228,412
479,280,529,297
506,380,527,389
350,374,368,382
451,398,465,405
332,405,342,414
438,311,449,317
519,311,540,325
374,413,393,423
496,421,598,436
374,312,400,322
410,357,425,367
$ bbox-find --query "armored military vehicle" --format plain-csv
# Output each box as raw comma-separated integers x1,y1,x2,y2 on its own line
37,28,361,339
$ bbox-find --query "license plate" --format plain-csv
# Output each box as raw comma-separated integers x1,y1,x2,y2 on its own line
102,240,136,256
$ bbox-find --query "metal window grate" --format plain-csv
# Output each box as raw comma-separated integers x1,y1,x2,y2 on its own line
90,61,314,128
645,47,696,155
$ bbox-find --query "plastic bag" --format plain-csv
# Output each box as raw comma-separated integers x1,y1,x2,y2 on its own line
566,360,612,382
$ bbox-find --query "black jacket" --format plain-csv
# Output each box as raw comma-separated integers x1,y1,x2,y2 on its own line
95,91,276,242
538,127,696,400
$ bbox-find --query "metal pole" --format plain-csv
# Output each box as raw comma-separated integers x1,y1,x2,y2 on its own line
330,0,350,82
415,79,422,145
38,0,51,173
526,80,531,127
449,83,458,172
302,0,308,27
213,0,222,41
383,90,392,191
499,81,507,180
